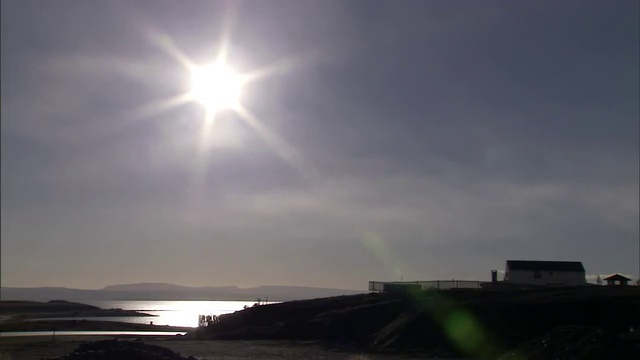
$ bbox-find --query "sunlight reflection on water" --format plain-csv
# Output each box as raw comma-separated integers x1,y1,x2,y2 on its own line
61,300,274,327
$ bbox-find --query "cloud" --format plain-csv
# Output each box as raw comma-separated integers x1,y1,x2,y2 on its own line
2,0,637,288
174,171,638,274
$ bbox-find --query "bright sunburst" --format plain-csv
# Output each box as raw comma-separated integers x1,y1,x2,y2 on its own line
140,24,315,177
188,62,243,113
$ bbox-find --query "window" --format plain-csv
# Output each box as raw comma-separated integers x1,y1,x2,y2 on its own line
534,271,541,279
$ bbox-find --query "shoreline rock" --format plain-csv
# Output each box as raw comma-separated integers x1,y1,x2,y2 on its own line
43,339,197,360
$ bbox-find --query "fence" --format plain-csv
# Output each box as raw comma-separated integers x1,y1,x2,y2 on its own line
368,280,485,292
198,314,220,327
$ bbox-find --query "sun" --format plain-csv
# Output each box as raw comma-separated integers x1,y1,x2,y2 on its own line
189,62,243,113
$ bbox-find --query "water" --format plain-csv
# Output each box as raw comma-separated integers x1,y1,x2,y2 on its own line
0,331,186,337
31,300,268,327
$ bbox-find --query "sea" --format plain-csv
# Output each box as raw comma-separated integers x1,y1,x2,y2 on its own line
30,300,270,328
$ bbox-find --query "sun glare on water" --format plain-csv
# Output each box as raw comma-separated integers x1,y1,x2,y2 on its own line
189,62,243,113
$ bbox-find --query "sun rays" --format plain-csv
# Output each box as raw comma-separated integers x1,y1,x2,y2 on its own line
123,20,317,183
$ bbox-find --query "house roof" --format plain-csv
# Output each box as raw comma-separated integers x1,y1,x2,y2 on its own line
603,273,632,281
506,260,585,272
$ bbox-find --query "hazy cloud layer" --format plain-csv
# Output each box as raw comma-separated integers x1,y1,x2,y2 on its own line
2,0,638,289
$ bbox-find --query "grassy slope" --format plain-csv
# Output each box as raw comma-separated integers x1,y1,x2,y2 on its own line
195,286,640,357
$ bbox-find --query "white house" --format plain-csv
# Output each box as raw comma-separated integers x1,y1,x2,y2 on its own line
504,260,586,286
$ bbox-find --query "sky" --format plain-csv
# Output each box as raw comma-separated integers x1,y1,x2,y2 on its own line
1,0,638,290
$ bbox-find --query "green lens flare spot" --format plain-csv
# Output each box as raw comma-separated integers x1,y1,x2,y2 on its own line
444,310,486,354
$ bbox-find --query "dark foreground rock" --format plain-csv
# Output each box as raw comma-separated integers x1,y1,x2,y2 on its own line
498,325,640,360
44,339,197,360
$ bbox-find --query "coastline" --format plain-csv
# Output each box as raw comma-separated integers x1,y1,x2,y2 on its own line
0,300,192,333
0,300,153,319
1,288,638,359
0,319,193,332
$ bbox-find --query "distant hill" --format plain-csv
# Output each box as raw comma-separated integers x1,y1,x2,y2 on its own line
101,283,237,292
0,283,364,302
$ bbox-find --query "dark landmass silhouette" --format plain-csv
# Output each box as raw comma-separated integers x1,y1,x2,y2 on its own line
0,300,100,313
1,287,639,359
0,299,158,331
0,283,364,301
0,319,190,332
41,339,197,360
193,286,640,359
